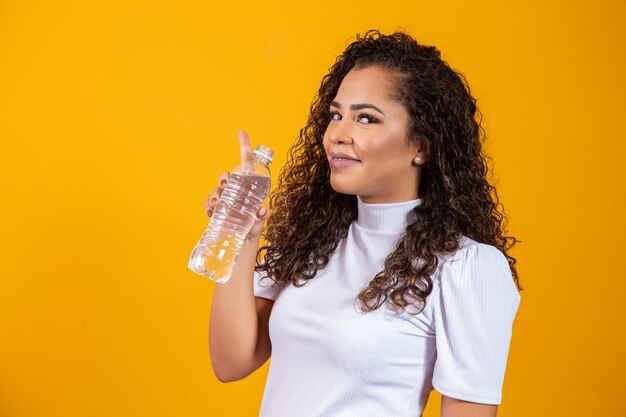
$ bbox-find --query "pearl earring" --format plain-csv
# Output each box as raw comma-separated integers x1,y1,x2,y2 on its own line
412,156,423,166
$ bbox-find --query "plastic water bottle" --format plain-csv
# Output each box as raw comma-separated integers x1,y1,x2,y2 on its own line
188,145,273,283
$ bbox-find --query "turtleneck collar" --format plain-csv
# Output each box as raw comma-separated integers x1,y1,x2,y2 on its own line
355,195,423,233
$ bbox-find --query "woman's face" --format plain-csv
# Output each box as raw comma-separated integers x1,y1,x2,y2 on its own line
323,65,424,204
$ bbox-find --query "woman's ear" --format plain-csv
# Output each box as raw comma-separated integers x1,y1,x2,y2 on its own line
411,153,426,166
411,140,428,166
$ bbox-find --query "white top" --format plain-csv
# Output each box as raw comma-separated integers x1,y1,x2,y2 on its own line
253,196,521,417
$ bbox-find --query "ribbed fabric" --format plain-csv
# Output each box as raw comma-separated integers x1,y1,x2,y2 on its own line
253,196,520,417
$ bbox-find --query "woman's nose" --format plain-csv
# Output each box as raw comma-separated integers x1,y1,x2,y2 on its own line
327,121,353,144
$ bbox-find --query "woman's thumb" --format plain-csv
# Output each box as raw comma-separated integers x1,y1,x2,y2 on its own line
247,206,269,240
257,205,269,220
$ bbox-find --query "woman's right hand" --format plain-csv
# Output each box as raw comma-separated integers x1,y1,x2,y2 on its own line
203,131,271,241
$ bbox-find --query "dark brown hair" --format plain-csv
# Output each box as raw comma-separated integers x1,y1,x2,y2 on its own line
256,29,521,314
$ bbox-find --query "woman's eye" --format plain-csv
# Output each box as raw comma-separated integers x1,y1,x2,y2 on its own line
329,111,378,124
358,114,379,124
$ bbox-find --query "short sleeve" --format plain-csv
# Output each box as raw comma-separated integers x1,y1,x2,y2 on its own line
431,241,521,404
253,267,283,300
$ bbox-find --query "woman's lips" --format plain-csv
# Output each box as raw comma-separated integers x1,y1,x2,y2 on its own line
329,158,361,168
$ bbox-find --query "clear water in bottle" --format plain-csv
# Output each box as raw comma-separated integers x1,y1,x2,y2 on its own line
188,145,273,283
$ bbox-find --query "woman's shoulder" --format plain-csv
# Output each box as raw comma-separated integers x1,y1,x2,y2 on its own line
437,235,508,267
433,235,517,297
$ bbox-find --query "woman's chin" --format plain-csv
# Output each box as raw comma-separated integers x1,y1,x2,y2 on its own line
329,177,357,196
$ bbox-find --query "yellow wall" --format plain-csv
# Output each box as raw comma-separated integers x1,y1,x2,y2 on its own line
1,1,624,416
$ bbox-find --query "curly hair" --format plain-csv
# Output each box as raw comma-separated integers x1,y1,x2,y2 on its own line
256,29,522,314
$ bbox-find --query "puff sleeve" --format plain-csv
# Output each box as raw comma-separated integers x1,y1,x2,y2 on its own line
431,241,521,404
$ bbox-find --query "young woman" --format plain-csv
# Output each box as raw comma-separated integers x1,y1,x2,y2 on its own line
206,30,522,417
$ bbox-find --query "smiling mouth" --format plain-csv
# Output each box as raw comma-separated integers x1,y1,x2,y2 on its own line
329,157,361,168
330,152,361,162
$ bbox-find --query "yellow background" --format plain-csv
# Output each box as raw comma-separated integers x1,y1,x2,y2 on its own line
1,0,624,416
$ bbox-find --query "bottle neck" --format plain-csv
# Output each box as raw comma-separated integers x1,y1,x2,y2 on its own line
253,154,271,167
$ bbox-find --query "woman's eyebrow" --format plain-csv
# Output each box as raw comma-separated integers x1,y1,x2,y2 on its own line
331,101,386,116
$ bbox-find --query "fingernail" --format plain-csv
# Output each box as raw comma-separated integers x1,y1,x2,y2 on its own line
259,206,267,217
220,180,227,187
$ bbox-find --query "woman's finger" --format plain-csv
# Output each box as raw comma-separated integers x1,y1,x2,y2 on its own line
238,130,254,173
218,171,230,188
205,189,221,217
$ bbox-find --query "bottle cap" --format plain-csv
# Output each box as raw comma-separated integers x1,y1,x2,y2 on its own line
253,145,274,162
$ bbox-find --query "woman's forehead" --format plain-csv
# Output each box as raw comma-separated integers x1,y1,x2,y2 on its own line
333,66,403,109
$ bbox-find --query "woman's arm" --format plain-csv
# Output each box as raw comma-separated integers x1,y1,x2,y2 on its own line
432,242,520,413
207,131,275,382
441,395,498,417
209,235,274,382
